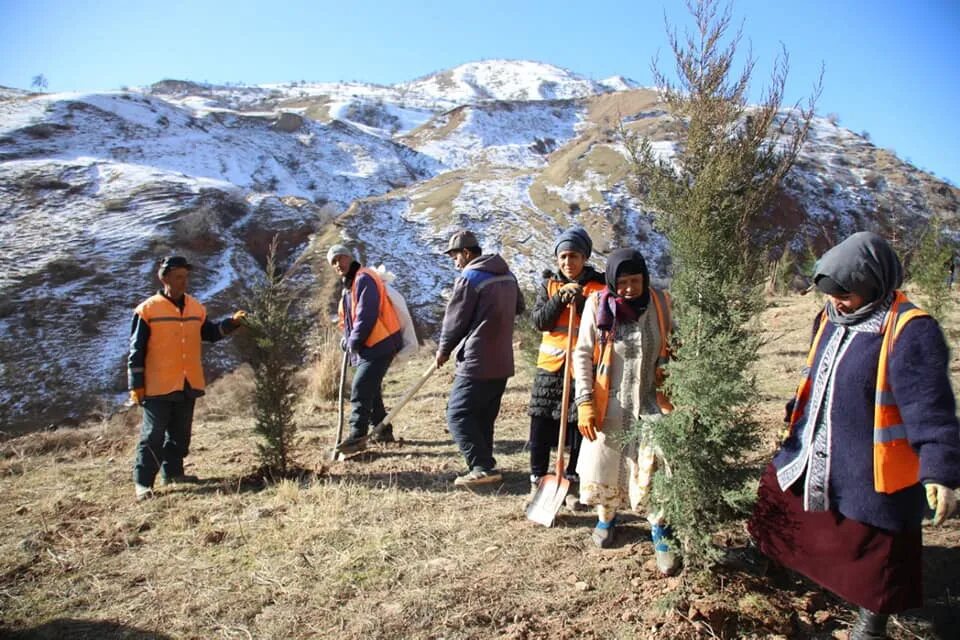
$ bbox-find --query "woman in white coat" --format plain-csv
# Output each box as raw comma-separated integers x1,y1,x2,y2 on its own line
572,248,679,575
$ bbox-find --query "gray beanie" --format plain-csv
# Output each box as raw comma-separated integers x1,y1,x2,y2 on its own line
326,244,353,264
553,226,592,259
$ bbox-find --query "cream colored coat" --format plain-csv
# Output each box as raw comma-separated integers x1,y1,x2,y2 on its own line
572,293,665,513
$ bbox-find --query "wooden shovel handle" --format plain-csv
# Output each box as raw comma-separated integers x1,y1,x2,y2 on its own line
555,302,577,476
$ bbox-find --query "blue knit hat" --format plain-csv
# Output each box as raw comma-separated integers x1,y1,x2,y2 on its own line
553,226,592,259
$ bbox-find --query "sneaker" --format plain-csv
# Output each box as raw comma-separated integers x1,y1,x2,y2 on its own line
135,484,154,502
565,494,588,512
160,474,200,486
719,543,769,575
651,524,682,576
530,474,545,487
369,422,395,443
336,432,368,455
592,518,616,548
453,468,503,487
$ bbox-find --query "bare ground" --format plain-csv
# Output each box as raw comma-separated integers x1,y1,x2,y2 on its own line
1,293,958,639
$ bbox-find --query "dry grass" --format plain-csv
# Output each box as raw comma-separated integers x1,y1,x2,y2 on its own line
2,292,959,639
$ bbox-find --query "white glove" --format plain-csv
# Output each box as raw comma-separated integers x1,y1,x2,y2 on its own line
925,483,957,525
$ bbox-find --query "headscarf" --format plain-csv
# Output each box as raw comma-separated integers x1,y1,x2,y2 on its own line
814,231,903,326
596,248,650,326
553,226,593,259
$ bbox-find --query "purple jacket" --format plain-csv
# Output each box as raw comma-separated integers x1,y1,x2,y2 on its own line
438,254,525,380
774,313,960,531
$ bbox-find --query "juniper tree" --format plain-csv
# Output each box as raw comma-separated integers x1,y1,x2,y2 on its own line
242,237,309,478
909,215,955,322
623,0,819,567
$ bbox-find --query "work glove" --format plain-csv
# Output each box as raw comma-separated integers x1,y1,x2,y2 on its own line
925,483,958,525
129,388,145,405
577,401,598,441
231,309,248,327
557,282,582,304
339,337,347,352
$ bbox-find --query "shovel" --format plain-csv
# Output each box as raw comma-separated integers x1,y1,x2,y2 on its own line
335,360,437,455
330,349,349,461
526,302,577,527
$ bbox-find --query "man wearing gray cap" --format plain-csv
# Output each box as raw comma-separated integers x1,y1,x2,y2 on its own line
436,230,525,487
328,244,403,454
128,255,247,501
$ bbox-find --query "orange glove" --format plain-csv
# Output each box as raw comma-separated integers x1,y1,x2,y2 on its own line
577,401,598,441
130,388,145,405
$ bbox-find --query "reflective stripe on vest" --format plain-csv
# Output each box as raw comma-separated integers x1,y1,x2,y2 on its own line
338,267,401,349
135,293,206,396
536,279,606,372
788,291,927,494
592,287,673,427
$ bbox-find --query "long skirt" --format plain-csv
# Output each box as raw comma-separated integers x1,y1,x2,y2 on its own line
748,463,922,614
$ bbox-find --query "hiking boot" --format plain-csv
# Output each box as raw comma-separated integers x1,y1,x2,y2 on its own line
369,422,395,443
335,435,368,456
453,468,503,488
160,474,200,486
591,518,616,548
651,524,682,576
849,607,889,640
135,483,154,502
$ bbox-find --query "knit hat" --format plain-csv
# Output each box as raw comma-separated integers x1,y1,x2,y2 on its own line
326,244,353,264
553,226,592,259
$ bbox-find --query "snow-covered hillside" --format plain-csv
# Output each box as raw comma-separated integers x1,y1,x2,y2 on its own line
0,59,956,431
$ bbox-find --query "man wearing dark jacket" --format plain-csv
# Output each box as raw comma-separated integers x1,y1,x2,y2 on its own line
436,230,525,487
329,244,403,454
128,255,246,501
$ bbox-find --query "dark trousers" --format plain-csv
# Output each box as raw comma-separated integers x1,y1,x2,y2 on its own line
349,354,394,437
529,415,581,478
447,375,507,472
133,396,196,486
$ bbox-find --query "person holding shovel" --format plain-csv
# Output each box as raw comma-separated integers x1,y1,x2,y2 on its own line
129,255,247,501
749,232,960,640
328,244,403,454
527,227,605,502
572,248,680,575
436,229,524,488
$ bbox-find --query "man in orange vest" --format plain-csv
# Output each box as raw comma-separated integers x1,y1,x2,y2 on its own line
328,244,403,455
128,256,247,501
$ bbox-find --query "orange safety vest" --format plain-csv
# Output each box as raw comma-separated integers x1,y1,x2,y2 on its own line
338,267,402,348
787,291,928,494
536,279,606,372
591,288,673,427
135,293,207,397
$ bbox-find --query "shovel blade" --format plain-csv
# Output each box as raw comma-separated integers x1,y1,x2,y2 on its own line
525,475,571,527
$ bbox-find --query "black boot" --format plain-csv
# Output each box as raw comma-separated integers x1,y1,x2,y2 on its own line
849,607,888,640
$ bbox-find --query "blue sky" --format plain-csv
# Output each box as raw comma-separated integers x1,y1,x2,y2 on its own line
1,0,958,184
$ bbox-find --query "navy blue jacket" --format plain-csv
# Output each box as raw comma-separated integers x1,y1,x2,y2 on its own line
774,312,960,530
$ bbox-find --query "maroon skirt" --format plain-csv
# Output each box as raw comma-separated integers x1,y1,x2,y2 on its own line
748,463,922,614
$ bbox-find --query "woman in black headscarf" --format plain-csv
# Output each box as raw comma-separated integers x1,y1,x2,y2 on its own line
749,231,960,639
571,248,680,574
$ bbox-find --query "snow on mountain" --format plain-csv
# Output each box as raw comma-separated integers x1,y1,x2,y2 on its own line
599,75,641,92
409,100,587,169
398,60,612,104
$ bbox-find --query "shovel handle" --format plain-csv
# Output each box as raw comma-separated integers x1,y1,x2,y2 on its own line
330,349,349,461
372,360,438,435
555,302,577,477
